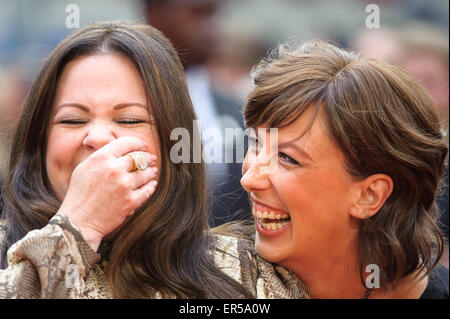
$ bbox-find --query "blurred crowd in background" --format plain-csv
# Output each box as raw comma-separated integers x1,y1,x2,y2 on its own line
0,0,448,260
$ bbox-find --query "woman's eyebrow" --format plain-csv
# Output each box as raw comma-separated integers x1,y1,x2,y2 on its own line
57,103,89,112
113,103,148,110
255,129,314,161
278,139,313,161
56,102,148,111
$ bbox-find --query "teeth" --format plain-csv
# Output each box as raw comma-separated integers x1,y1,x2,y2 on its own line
259,217,290,231
253,210,290,221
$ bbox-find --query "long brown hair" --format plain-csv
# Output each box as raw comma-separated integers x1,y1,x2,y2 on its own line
0,22,252,298
243,40,448,290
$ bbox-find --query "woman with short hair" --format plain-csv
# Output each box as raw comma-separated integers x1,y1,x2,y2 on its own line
216,40,448,298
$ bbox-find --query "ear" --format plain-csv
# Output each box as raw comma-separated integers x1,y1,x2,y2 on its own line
349,174,393,220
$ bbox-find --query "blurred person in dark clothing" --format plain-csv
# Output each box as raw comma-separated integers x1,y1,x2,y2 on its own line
207,34,270,104
142,0,250,226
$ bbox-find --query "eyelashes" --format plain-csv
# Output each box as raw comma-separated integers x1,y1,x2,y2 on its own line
279,152,300,165
248,136,260,149
117,119,146,125
59,119,146,125
248,136,301,167
59,119,86,124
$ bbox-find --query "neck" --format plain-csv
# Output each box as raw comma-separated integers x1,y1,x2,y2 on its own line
282,237,429,299
285,236,369,299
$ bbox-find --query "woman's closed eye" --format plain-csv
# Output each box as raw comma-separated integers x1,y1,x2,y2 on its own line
58,118,148,125
117,119,146,125
59,119,87,125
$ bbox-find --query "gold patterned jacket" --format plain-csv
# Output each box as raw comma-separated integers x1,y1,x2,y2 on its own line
0,215,310,299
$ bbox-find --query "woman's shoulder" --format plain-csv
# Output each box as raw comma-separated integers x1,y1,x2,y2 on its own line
213,232,253,253
211,221,257,276
211,233,248,284
211,232,310,298
420,264,449,299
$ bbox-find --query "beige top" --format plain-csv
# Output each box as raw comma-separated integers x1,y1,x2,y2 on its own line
0,215,310,299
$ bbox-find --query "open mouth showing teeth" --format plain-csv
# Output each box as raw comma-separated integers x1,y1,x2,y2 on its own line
253,210,291,231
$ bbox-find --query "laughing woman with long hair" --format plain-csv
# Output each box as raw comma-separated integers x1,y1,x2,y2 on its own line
0,22,255,299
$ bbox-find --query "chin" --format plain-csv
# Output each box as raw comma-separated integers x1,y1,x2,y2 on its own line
254,234,288,264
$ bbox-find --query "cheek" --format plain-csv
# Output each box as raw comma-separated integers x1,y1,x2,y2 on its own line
46,129,82,199
281,170,354,239
46,129,77,169
120,126,162,170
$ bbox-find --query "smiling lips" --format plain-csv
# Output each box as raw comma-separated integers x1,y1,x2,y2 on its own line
252,201,291,231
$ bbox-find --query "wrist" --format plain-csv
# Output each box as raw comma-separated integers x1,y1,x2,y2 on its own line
56,209,103,252
76,227,103,252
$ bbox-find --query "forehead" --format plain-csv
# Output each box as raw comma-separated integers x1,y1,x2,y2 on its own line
262,105,342,161
53,53,147,107
257,105,323,140
58,53,142,86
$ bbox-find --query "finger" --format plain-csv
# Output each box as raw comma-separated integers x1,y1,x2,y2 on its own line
115,154,137,172
115,152,157,173
128,167,158,190
97,136,147,158
132,180,158,207
127,152,156,171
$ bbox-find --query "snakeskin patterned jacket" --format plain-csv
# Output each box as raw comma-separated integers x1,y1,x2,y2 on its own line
0,215,310,299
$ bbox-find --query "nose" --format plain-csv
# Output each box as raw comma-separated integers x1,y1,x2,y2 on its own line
82,121,117,151
240,152,272,193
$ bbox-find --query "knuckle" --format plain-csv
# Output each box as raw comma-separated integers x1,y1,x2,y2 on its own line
107,163,125,178
122,193,135,209
92,152,108,162
106,167,121,179
137,169,152,181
